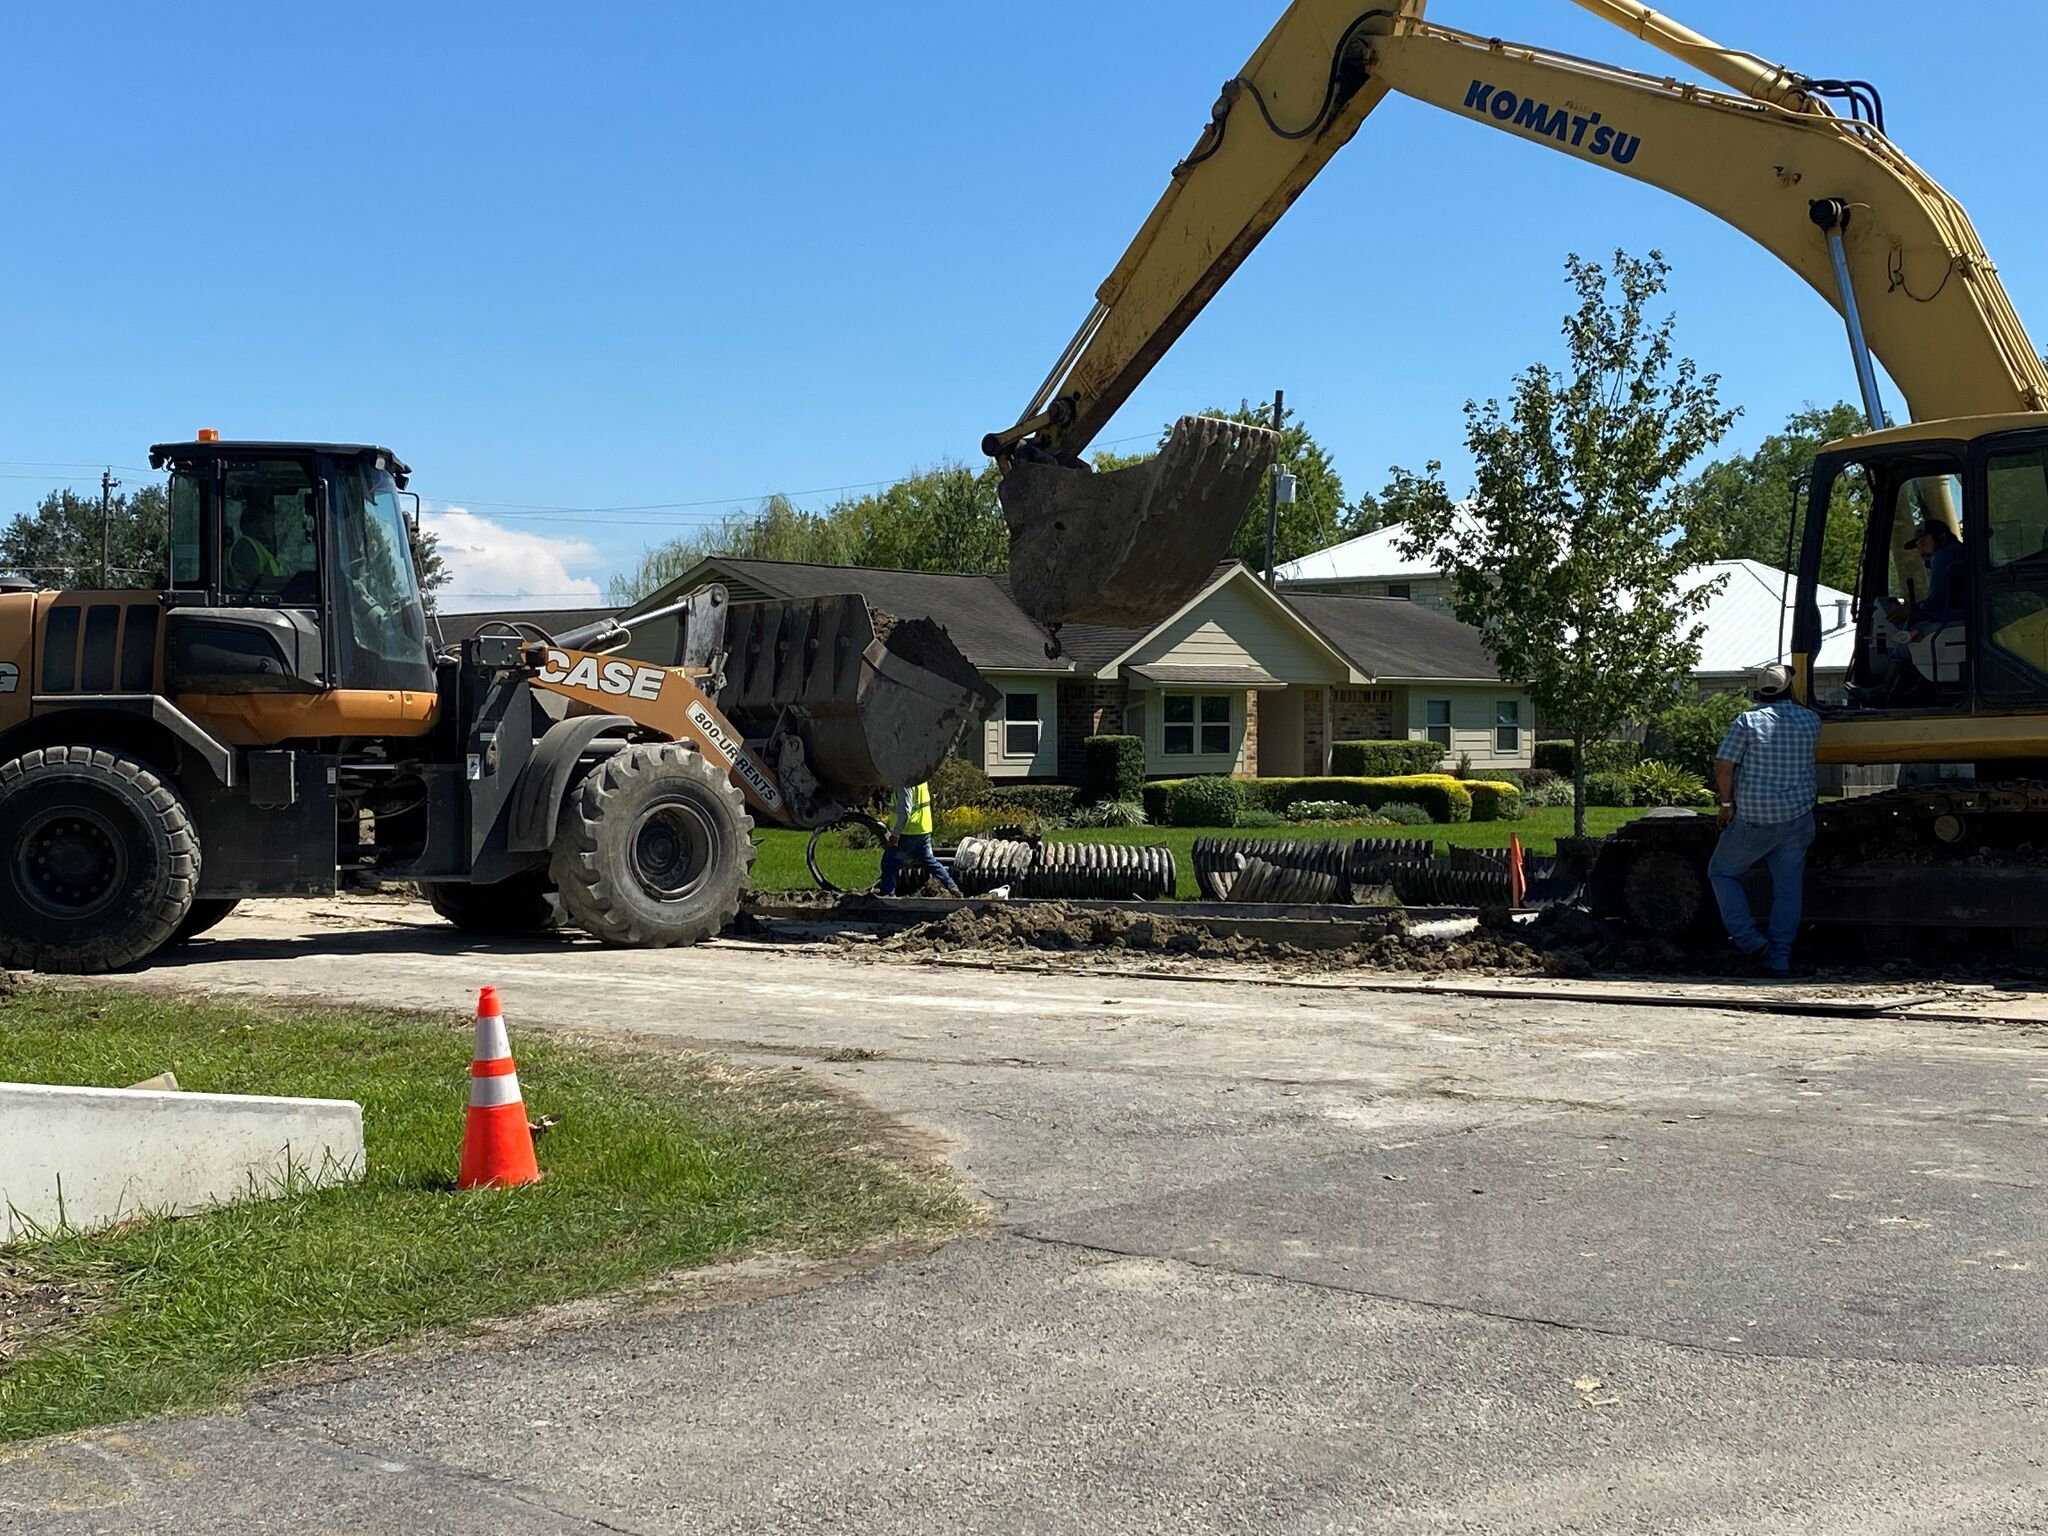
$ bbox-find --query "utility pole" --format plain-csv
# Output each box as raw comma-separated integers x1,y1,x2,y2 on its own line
1261,389,1288,588
100,468,120,588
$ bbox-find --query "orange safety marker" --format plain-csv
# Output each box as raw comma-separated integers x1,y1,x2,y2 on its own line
1508,834,1528,908
457,986,542,1190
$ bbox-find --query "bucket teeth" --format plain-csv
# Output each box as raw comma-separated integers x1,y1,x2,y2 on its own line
1001,414,1278,629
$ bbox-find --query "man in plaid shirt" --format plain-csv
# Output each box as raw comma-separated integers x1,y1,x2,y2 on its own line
1709,664,1821,975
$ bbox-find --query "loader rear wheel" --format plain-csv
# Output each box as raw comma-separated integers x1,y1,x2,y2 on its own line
549,743,754,948
425,872,558,936
0,746,199,973
168,898,241,946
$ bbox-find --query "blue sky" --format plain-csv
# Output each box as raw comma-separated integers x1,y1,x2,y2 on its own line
4,2,2044,608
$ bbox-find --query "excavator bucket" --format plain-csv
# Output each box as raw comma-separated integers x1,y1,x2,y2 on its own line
717,594,998,793
1000,414,1280,630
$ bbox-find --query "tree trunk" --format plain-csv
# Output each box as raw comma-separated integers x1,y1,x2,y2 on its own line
1572,730,1587,839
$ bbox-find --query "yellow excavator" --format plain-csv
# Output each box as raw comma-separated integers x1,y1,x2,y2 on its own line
987,0,2048,945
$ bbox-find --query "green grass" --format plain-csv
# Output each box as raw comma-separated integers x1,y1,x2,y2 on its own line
0,988,971,1442
754,805,1659,900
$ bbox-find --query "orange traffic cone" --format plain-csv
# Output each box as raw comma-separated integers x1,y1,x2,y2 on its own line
1508,835,1528,909
458,986,542,1190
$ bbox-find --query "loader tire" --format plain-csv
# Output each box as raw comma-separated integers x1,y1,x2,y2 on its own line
0,746,198,973
168,898,241,946
425,873,557,936
550,743,754,948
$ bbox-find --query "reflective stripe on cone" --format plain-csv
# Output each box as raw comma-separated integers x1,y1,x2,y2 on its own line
458,985,542,1190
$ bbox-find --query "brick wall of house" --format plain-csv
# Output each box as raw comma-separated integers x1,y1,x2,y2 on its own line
1299,686,1326,775
1333,687,1397,741
1056,682,1126,784
1237,689,1259,776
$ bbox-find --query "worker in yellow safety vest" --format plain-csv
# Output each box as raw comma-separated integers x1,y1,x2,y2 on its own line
880,780,962,897
227,498,286,594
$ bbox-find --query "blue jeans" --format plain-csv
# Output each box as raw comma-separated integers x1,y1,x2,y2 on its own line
1708,813,1815,968
879,833,961,897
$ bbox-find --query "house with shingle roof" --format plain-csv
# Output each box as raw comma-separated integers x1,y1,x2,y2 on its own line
445,557,1536,783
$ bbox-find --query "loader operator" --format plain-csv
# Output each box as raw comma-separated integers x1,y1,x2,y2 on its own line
227,496,287,595
879,780,962,899
1708,664,1821,977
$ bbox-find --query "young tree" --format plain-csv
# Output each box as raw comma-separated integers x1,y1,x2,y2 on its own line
1676,400,1868,591
1399,250,1738,834
0,484,170,588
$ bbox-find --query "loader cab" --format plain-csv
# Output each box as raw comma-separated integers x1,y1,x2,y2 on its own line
1794,416,2048,736
150,438,436,703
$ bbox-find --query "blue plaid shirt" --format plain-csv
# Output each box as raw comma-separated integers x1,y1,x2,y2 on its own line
1716,700,1821,825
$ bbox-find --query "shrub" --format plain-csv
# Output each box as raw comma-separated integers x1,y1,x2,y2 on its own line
1516,766,1559,791
1626,758,1709,808
1530,738,1641,776
1163,775,1246,828
1071,798,1148,828
1331,739,1446,777
1235,807,1285,829
939,805,1038,842
1642,691,1748,780
931,756,993,812
1532,741,1575,775
1082,735,1146,803
1453,751,1474,779
1466,780,1525,822
985,783,1080,819
1525,777,1574,808
1147,774,1473,824
1583,770,1636,808
1287,799,1386,824
1376,801,1435,826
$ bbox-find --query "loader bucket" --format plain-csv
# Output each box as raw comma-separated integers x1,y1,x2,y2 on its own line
1000,414,1279,630
718,594,998,792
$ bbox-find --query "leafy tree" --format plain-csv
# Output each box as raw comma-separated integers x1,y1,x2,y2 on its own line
607,462,1004,606
0,484,170,588
1398,250,1738,835
409,524,452,612
1343,463,1456,540
1677,401,1867,591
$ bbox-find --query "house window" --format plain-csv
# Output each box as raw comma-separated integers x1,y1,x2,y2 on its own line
1163,693,1233,756
1425,698,1452,749
1002,692,1041,758
1495,699,1520,753
1385,583,1411,600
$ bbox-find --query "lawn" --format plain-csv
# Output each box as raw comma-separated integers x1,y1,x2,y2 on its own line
0,987,972,1441
754,805,1661,900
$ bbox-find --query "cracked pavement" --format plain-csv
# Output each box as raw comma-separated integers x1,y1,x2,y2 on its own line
3,898,2045,1533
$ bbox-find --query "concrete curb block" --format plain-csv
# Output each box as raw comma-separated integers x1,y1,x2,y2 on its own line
1,1082,365,1242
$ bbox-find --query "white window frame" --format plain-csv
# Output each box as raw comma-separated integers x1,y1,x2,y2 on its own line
1425,698,1453,750
1162,692,1233,757
1001,691,1042,760
1494,699,1520,754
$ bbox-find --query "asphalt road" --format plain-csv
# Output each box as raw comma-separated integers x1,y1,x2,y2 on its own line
5,898,2045,1534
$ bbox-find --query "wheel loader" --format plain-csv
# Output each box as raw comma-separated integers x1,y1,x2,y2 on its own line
0,435,995,973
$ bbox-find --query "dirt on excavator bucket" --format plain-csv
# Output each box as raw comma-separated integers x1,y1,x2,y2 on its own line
1000,414,1280,631
719,594,998,794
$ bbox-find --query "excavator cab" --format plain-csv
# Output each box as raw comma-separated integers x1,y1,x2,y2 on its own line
1795,418,2048,747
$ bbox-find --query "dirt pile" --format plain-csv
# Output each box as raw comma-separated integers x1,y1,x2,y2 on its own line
860,902,1573,974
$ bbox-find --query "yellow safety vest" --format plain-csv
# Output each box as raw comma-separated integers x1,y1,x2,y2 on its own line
905,782,934,837
230,534,284,584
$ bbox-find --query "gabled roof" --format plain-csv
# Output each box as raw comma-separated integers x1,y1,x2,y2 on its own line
1285,592,1505,684
1085,560,1362,682
649,556,1070,674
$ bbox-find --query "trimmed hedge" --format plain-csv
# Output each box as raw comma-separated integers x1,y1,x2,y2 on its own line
984,783,1081,818
1532,741,1575,775
1083,734,1145,803
1163,776,1246,827
931,755,994,811
1143,774,1472,825
1330,739,1445,777
1465,780,1525,822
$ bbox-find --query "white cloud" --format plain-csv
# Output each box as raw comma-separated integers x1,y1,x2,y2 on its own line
423,506,604,612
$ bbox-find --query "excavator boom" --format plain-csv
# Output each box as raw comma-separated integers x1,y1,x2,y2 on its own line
991,0,2047,630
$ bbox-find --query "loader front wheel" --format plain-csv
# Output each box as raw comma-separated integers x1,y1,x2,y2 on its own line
549,743,754,948
0,746,199,973
425,872,557,936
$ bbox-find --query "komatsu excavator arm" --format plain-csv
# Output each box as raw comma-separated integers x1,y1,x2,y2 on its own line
992,0,2048,627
